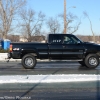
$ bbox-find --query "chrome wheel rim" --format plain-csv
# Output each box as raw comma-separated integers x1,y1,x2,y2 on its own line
25,57,34,67
89,57,97,66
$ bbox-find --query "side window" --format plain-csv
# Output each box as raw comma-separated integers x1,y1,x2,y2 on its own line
63,36,72,44
51,35,62,44
63,35,78,44
71,37,78,44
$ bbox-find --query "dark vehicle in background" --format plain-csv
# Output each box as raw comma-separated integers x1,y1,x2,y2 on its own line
8,34,100,69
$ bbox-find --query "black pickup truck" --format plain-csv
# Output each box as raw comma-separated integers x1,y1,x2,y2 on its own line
8,34,100,69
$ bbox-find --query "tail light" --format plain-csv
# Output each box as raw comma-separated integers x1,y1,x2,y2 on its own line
10,44,13,52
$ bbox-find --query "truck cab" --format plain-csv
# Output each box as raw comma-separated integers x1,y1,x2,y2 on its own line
48,34,84,60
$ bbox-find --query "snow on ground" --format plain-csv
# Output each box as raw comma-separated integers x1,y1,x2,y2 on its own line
0,74,100,84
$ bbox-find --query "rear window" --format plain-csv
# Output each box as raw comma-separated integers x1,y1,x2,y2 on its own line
49,35,62,44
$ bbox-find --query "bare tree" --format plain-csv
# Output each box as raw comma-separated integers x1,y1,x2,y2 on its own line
7,34,20,42
19,9,45,42
47,17,60,33
83,11,95,42
0,0,26,39
60,12,81,34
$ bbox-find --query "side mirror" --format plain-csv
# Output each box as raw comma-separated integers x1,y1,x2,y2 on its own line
77,41,81,44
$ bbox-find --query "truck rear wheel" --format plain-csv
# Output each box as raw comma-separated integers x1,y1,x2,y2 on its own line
22,54,37,69
85,54,99,69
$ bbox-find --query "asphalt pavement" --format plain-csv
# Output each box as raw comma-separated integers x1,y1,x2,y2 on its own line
0,61,100,75
0,61,100,100
0,82,100,100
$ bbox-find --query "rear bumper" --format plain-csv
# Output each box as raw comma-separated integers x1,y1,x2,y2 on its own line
8,52,21,59
7,53,11,59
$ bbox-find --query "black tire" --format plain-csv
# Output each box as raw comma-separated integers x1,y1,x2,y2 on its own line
85,54,99,69
21,54,37,69
78,60,85,66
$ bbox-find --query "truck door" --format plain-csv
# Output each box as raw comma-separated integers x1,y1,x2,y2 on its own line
48,34,63,59
62,35,84,59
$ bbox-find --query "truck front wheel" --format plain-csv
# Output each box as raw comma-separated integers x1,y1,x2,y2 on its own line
85,54,99,69
22,54,37,69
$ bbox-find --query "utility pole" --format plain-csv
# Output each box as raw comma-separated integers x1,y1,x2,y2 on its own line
64,0,67,34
